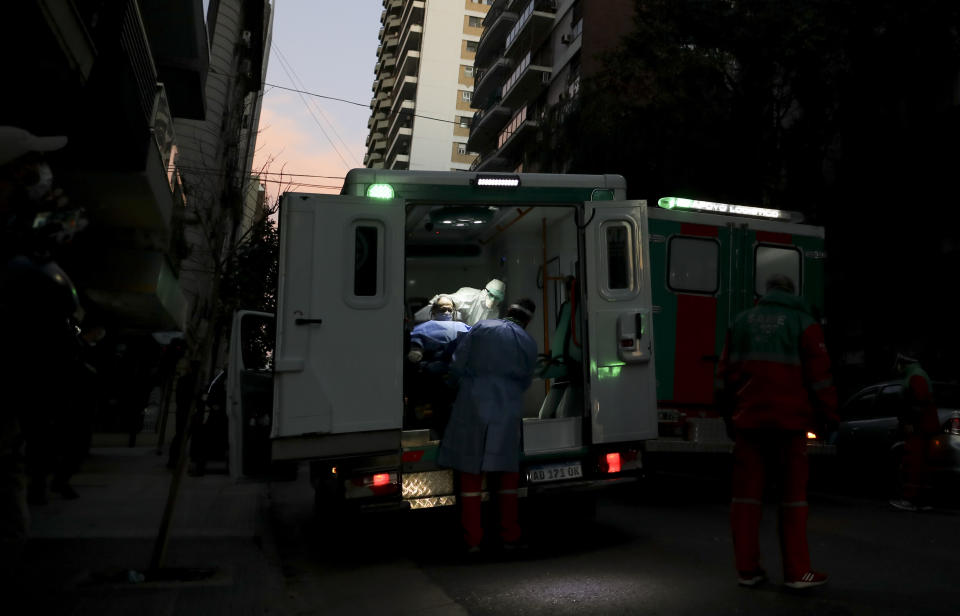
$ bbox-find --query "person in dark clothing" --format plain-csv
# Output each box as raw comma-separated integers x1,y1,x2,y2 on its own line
889,352,940,512
716,274,838,590
188,369,228,476
167,362,200,470
0,126,76,565
49,323,106,499
438,299,538,553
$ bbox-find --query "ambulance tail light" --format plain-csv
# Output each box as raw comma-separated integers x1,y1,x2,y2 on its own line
603,453,621,474
598,449,640,474
346,471,400,498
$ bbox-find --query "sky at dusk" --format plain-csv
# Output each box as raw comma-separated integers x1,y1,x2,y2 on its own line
252,1,384,201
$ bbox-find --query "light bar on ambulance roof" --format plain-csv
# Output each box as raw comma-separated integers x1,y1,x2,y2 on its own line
657,197,789,220
366,183,395,199
473,174,521,188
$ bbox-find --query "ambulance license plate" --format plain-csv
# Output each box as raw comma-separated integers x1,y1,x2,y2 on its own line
528,461,583,483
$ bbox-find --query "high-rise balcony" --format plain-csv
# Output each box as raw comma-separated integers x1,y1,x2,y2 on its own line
386,126,413,164
504,0,556,63
397,49,421,81
400,0,425,36
139,0,209,119
387,100,416,146
500,52,551,109
474,3,519,69
386,15,402,35
394,75,418,109
473,57,513,108
466,101,511,153
496,105,538,157
385,0,403,17
398,24,424,62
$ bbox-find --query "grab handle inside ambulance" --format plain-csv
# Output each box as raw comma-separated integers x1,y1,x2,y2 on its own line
616,312,651,363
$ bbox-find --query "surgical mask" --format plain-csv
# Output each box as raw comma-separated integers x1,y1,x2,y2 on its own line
434,313,453,321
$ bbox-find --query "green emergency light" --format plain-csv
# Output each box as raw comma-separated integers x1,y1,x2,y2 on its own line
658,196,787,220
366,183,395,199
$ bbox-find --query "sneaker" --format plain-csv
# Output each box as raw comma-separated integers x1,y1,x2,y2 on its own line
737,568,767,587
889,499,918,512
785,571,828,589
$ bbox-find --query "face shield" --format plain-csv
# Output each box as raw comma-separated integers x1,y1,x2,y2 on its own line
482,285,504,310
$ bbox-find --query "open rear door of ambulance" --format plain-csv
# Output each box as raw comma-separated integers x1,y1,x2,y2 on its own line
272,194,404,460
583,200,658,444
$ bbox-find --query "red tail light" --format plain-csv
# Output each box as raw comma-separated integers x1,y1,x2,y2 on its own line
372,473,391,487
603,452,621,474
945,416,960,436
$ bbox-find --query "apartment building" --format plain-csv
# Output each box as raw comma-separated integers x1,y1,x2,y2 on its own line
467,0,634,172
365,0,493,171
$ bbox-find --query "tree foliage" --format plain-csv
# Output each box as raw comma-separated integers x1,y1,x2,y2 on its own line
218,213,278,318
562,0,959,226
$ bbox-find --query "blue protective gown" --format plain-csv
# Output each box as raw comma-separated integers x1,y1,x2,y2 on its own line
409,319,471,372
437,318,538,473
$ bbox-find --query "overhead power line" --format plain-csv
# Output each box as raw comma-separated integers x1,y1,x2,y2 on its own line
263,82,460,126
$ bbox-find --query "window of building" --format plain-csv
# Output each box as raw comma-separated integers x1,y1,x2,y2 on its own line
466,40,478,53
468,16,483,28
668,236,719,294
457,143,467,155
463,65,474,77
459,116,471,128
461,90,472,102
754,245,801,296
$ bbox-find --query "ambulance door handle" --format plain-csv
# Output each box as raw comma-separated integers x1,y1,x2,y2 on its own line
295,318,323,326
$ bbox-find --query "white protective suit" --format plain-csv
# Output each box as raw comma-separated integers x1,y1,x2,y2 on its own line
414,279,505,326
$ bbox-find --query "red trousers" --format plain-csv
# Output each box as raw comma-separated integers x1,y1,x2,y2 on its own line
901,434,932,503
730,430,811,579
459,471,521,548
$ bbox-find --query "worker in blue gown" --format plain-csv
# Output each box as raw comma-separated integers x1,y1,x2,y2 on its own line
406,295,470,433
438,298,538,553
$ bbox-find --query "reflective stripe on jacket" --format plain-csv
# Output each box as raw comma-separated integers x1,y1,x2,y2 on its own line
717,290,838,431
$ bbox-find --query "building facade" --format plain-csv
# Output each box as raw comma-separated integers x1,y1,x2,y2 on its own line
365,0,492,171
1,0,271,338
467,0,634,172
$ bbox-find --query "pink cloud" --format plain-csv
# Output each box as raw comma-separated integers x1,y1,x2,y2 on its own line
253,101,367,203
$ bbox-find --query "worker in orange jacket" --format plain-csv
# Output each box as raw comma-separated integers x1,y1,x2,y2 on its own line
716,274,838,590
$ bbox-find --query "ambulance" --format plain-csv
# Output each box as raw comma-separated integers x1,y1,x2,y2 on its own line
226,171,828,516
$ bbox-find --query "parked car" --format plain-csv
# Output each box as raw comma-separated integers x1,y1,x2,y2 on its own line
836,380,960,494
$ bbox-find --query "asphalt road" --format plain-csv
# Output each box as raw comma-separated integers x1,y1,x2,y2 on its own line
268,460,960,615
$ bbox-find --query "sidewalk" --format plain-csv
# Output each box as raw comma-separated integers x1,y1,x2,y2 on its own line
7,438,290,615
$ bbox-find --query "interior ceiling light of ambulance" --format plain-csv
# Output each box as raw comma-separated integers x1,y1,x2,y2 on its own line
429,205,495,228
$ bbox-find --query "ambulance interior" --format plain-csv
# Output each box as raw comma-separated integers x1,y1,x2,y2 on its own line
403,202,586,446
